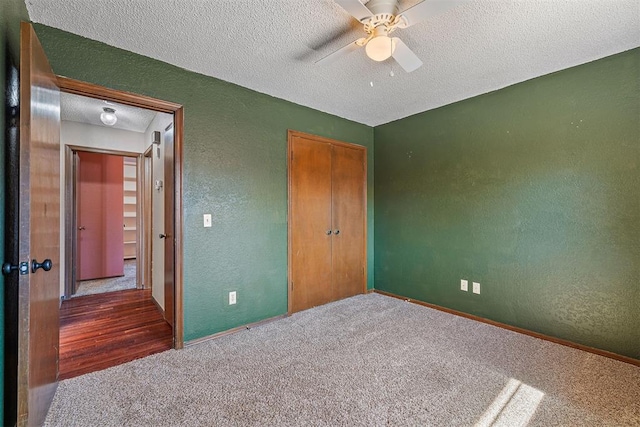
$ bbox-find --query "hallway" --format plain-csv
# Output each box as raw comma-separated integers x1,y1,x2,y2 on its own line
59,289,172,380
74,259,137,297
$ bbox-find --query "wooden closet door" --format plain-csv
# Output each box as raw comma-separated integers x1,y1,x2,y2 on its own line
331,144,366,300
289,135,333,312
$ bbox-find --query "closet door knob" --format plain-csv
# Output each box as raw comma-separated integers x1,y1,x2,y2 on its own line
334,229,340,235
326,230,332,235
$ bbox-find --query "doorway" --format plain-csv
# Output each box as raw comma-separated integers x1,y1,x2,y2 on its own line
59,77,183,364
70,150,141,298
58,77,184,348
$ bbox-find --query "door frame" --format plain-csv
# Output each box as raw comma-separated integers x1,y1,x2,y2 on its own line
65,147,143,295
58,76,185,348
286,130,368,315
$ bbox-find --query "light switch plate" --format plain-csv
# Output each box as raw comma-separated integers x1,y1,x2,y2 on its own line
203,214,212,228
473,282,481,294
460,279,468,291
229,291,236,305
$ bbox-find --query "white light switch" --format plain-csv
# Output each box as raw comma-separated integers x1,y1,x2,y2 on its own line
229,291,236,305
203,214,212,228
460,279,468,291
473,282,481,294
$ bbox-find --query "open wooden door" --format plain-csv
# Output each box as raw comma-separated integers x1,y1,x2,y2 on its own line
163,124,175,328
18,22,61,426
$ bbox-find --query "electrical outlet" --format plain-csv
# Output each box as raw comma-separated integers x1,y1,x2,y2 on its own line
203,214,212,228
473,282,481,294
460,279,468,291
229,291,236,305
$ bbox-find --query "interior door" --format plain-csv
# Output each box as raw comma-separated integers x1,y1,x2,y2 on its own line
163,124,175,327
76,152,124,281
289,134,333,313
142,148,153,289
331,144,366,300
17,22,61,426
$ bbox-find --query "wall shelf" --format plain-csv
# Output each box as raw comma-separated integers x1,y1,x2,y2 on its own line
123,158,137,260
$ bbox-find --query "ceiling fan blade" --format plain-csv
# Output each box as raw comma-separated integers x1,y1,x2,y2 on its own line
391,38,423,72
398,0,468,28
335,0,373,22
316,38,367,66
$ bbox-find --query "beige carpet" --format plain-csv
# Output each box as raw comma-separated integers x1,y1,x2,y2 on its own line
44,293,639,426
73,260,137,297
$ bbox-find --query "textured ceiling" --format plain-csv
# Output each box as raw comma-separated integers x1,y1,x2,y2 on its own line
29,0,640,126
61,91,156,132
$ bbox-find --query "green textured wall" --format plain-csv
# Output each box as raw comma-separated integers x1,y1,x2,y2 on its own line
1,0,30,420
32,24,374,342
374,49,640,360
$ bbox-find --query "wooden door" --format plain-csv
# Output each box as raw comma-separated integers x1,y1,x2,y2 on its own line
288,131,366,314
163,124,175,327
331,145,366,300
76,152,124,281
142,148,153,289
17,22,61,426
289,134,333,313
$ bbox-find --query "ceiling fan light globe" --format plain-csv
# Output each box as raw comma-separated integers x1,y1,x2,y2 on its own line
365,35,396,61
100,107,117,126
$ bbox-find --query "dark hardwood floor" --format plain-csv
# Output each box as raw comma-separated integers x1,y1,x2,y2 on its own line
59,289,172,380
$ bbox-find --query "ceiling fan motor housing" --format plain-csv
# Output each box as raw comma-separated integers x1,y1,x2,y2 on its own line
365,0,399,16
362,0,402,36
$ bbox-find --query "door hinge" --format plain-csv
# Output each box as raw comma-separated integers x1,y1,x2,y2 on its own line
291,281,294,290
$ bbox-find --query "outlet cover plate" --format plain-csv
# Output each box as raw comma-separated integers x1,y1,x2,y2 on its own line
461,279,468,291
229,291,236,305
473,282,480,294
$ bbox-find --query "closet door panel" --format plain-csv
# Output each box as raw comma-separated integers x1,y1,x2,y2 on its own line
290,136,333,312
331,144,366,300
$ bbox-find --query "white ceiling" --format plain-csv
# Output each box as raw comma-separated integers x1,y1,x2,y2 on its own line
60,92,156,132
28,0,640,127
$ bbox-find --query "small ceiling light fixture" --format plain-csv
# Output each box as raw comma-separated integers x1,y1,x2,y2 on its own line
364,26,397,62
100,107,117,126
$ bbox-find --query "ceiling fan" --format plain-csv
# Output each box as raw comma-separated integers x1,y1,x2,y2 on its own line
317,0,466,72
